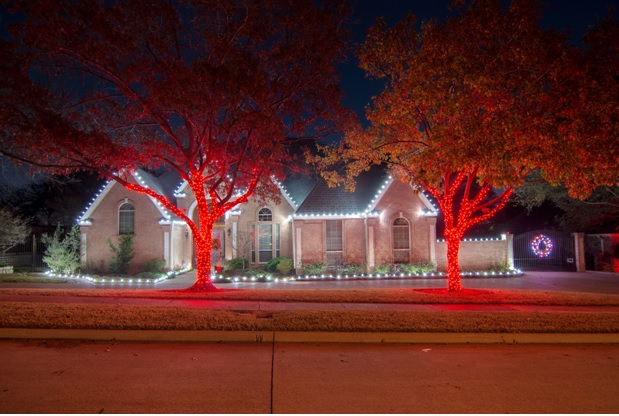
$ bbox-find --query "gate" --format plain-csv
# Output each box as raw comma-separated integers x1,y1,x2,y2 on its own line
0,226,56,270
513,230,576,271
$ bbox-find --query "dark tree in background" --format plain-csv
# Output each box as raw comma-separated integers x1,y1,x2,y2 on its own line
0,0,351,290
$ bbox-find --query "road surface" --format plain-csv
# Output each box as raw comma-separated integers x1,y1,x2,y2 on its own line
1,340,618,413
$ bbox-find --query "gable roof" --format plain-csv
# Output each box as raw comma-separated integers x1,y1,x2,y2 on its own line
278,172,318,209
78,165,438,225
78,169,179,225
295,167,391,217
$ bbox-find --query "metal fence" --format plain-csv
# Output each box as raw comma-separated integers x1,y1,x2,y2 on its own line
513,229,576,271
0,226,59,270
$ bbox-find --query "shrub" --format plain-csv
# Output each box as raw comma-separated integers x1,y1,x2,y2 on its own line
135,271,164,280
42,225,81,275
300,263,327,276
397,261,435,275
141,258,166,273
374,263,392,275
276,258,293,274
489,261,513,272
265,257,293,273
225,258,248,270
339,263,363,275
108,233,135,275
264,257,282,272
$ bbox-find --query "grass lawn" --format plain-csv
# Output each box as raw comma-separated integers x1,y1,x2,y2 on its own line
1,279,619,333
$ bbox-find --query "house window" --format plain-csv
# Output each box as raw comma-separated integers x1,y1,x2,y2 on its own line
251,208,280,263
258,208,272,222
118,202,134,234
326,220,343,266
393,217,410,263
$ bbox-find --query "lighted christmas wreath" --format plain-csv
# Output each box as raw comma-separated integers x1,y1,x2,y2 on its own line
531,234,553,258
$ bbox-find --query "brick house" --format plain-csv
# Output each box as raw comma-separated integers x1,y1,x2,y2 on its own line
78,168,512,274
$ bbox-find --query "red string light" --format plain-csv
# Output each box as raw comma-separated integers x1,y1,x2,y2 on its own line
427,172,513,292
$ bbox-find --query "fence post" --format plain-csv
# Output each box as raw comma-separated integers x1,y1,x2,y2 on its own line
32,234,37,269
506,233,514,269
572,232,586,272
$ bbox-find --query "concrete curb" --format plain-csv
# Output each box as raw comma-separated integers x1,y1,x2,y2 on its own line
1,328,618,344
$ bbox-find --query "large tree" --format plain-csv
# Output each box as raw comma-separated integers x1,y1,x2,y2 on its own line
0,0,350,290
313,0,618,291
515,180,619,233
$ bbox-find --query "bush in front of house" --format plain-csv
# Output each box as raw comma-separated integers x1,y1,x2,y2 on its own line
225,258,248,270
42,225,81,275
488,261,514,273
275,258,293,274
135,271,164,280
264,257,282,272
299,262,328,276
108,233,135,275
396,261,436,275
338,263,364,275
141,258,166,273
374,263,392,275
264,257,294,274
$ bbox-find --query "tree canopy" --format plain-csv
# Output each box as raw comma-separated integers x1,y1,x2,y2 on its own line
0,0,351,289
313,0,618,291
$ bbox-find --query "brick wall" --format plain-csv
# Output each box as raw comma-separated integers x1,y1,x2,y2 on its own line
435,238,511,271
80,181,167,274
372,180,435,266
292,180,439,271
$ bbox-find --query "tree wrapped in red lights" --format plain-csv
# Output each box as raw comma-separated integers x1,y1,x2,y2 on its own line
0,0,350,291
313,0,618,291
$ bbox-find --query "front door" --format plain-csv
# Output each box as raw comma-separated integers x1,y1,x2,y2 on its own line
212,228,224,271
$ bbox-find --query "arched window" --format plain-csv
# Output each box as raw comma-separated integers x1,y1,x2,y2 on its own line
258,207,272,222
393,217,410,263
251,208,280,263
118,202,134,234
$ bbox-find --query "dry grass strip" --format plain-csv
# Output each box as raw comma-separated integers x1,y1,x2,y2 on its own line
1,302,618,333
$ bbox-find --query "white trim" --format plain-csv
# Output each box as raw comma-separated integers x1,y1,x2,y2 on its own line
418,192,439,216
164,231,170,268
366,176,394,212
78,180,116,223
368,226,375,270
232,222,238,258
293,212,379,220
296,227,302,266
80,232,87,266
130,171,171,220
174,180,189,198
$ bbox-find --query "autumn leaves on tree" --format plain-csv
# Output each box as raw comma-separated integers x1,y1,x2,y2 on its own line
313,0,618,291
1,0,617,292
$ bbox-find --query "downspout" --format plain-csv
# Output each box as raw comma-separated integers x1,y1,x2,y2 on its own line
291,216,296,271
170,220,175,270
364,217,369,273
